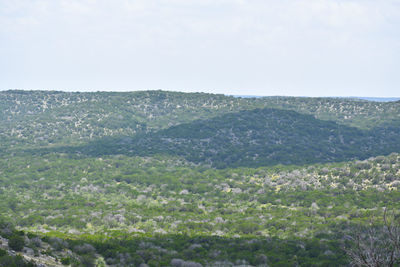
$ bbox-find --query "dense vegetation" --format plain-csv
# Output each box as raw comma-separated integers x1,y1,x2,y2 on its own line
2,90,400,149
77,108,400,168
0,90,399,266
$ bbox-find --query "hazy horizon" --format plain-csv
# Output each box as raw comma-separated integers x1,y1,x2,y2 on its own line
1,88,399,100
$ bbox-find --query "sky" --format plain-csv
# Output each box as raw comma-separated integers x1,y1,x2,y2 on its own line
0,0,399,97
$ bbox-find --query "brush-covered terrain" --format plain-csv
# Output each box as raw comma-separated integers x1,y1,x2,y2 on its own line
0,90,399,266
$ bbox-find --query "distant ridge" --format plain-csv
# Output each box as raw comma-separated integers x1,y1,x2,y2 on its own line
350,97,400,102
231,95,265,98
232,95,400,102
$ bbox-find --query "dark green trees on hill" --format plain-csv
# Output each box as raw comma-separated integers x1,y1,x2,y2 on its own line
58,107,400,168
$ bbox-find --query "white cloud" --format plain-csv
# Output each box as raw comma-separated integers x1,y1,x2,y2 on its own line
0,0,399,95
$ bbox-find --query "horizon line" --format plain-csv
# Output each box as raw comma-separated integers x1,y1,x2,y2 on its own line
1,88,399,100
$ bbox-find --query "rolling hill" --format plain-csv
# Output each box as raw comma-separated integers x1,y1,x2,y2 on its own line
33,107,400,168
0,90,399,266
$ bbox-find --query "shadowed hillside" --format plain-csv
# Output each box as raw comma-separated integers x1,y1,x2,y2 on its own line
2,91,399,151
30,107,400,168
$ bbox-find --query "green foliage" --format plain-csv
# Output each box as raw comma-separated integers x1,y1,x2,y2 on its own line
8,234,25,252
1,90,399,150
0,90,399,265
60,257,71,265
0,255,36,267
92,108,400,168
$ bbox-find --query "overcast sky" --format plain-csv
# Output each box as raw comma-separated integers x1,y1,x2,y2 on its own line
1,0,399,96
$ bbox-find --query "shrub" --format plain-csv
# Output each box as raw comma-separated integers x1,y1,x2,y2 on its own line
74,243,96,255
0,248,7,257
8,234,25,251
29,237,42,248
80,254,95,267
49,237,68,251
60,257,71,265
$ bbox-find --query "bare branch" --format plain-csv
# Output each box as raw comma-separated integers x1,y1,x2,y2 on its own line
347,209,400,267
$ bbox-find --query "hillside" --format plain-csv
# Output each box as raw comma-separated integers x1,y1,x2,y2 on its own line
1,151,399,266
0,90,399,266
89,107,400,168
0,90,249,148
1,90,399,150
253,96,400,129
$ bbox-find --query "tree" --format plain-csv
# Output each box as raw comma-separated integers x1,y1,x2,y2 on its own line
347,209,400,267
8,234,25,252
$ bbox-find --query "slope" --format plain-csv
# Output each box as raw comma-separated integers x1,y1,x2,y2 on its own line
2,90,399,151
70,108,400,168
